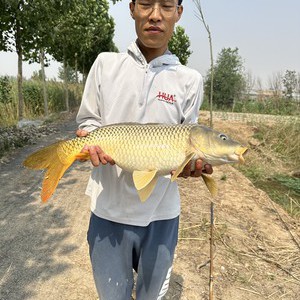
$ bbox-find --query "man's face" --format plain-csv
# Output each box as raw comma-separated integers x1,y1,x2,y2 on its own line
130,0,183,53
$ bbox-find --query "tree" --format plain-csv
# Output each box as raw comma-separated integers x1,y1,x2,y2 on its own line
22,1,73,117
0,0,34,120
49,0,117,111
168,26,192,66
296,72,300,99
58,66,77,84
205,47,246,109
50,0,117,77
0,0,117,116
244,70,256,96
0,0,73,118
282,70,297,99
268,71,283,98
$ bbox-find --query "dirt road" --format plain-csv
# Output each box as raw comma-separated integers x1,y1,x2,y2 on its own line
0,114,299,300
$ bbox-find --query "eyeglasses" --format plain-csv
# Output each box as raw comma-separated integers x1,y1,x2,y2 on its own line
135,0,180,17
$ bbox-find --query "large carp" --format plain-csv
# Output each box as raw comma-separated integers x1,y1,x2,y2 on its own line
23,123,248,202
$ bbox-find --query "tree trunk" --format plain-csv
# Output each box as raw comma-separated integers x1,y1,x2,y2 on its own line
16,20,24,120
63,57,69,112
75,52,78,84
40,49,49,117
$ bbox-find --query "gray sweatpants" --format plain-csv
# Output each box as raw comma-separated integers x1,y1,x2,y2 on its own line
87,213,179,300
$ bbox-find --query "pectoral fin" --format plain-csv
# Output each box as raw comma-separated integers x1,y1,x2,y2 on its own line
201,173,218,197
133,170,157,190
136,176,158,202
171,153,195,182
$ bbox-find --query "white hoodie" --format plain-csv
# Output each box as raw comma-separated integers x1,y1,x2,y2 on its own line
76,41,203,226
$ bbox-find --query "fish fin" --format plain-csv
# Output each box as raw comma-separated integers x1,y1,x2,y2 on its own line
201,173,218,197
137,176,158,202
41,161,72,202
75,152,90,160
23,141,77,202
133,170,157,190
23,142,62,170
171,152,195,182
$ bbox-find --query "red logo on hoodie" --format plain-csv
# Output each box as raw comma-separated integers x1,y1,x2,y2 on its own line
156,91,177,105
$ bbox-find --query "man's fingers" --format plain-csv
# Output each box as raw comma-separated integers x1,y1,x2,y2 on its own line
76,129,89,137
89,146,101,166
203,163,213,174
195,159,203,170
182,161,192,178
90,146,115,166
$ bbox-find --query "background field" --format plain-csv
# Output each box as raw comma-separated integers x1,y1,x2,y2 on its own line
0,111,299,299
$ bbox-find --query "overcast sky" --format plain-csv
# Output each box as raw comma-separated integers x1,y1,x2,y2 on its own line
0,0,299,88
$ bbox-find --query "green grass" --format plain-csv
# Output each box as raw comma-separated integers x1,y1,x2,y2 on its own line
233,116,300,217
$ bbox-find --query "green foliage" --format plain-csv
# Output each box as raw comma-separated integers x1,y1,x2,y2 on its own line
0,0,117,69
251,118,300,165
58,66,77,84
282,70,297,99
23,81,43,115
249,175,300,217
205,47,246,109
47,83,82,112
274,175,300,194
236,117,300,217
168,26,192,65
0,76,13,104
201,92,300,116
0,78,82,126
232,97,300,116
50,0,118,76
269,121,299,163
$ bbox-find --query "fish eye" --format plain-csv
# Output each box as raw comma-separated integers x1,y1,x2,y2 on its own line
218,133,228,141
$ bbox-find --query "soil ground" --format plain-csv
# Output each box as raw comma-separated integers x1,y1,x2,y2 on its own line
0,112,299,300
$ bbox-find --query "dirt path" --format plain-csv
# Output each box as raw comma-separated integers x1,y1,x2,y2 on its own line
0,114,299,300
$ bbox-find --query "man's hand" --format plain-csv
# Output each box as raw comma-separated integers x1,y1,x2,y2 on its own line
172,159,213,178
76,129,115,167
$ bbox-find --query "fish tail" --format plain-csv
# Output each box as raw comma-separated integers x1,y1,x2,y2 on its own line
23,141,79,202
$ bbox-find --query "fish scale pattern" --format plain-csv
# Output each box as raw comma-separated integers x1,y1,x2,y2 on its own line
60,124,195,173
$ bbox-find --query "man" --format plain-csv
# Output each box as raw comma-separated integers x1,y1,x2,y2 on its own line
76,1,212,299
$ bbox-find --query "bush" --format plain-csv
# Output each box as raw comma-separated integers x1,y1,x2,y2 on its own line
0,76,13,104
202,94,300,116
23,81,43,115
0,78,83,126
233,97,299,115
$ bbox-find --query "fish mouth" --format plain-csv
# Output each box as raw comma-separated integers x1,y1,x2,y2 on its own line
235,147,248,164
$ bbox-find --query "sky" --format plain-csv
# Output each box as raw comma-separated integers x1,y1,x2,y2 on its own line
0,0,299,88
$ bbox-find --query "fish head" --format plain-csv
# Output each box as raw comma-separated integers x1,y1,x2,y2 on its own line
189,125,248,166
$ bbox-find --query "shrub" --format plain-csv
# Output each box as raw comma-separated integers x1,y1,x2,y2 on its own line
0,76,13,104
23,80,43,115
